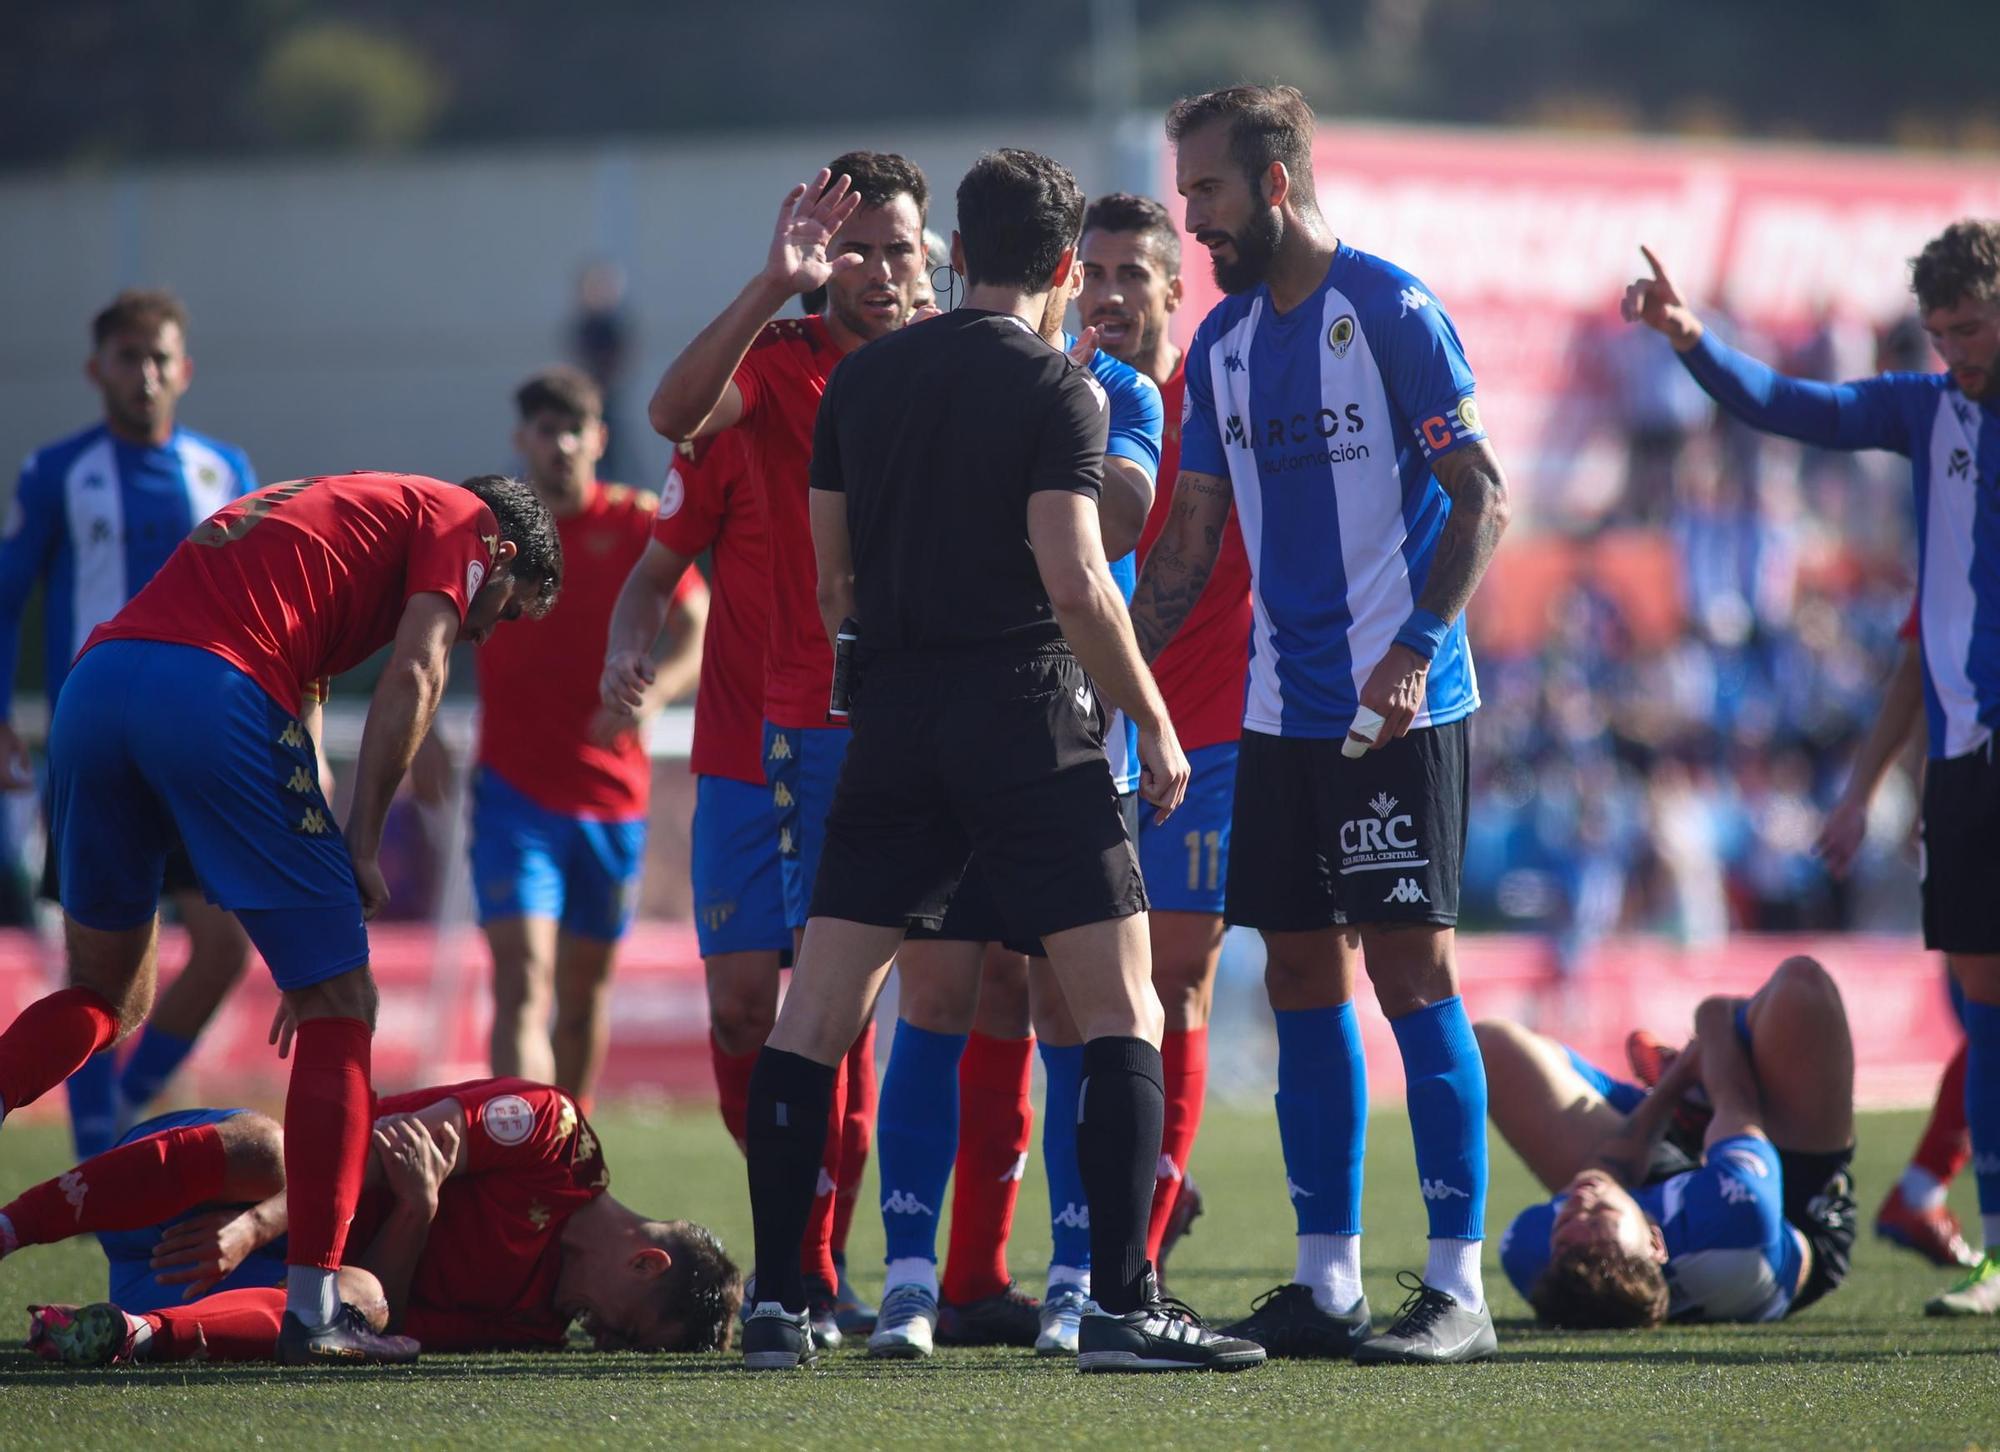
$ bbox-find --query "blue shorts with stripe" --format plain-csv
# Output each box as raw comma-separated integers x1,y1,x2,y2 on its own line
762,722,851,930
470,766,647,942
691,774,790,957
49,640,367,992
1137,741,1238,914
97,1108,289,1314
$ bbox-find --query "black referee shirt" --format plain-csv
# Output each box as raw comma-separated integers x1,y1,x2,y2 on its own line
809,308,1110,654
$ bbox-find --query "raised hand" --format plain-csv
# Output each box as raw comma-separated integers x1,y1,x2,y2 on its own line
1067,325,1100,368
762,169,864,297
1619,245,1704,351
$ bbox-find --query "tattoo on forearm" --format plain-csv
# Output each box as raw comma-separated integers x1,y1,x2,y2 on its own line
1129,472,1231,661
1416,454,1509,625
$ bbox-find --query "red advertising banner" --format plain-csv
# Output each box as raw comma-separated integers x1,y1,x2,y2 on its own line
1165,124,2000,528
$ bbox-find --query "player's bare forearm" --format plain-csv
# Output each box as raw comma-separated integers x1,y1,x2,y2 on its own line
1692,995,1765,1149
1053,568,1171,733
1128,469,1231,662
1588,1048,1701,1187
1097,457,1157,562
638,585,708,712
647,276,789,441
1416,443,1511,627
348,657,446,853
605,544,691,663
351,1199,436,1329
1846,640,1925,802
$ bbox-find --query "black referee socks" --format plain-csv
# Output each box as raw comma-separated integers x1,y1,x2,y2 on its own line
745,1047,837,1314
1077,1035,1167,1315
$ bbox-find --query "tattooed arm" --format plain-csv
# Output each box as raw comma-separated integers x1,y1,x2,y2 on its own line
1127,468,1233,662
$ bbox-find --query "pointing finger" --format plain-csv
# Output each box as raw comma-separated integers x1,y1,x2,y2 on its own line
1639,244,1670,288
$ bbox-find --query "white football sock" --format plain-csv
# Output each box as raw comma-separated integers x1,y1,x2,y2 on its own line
883,1258,938,1297
287,1266,340,1326
1899,1165,1948,1212
1426,1238,1484,1312
1296,1233,1364,1315
1047,1264,1091,1297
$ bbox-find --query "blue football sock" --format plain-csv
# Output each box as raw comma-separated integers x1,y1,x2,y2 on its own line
1392,996,1488,1241
1562,1044,1645,1114
1039,1041,1090,1272
1962,998,2000,1221
116,1025,198,1119
875,1019,967,1265
1273,1003,1366,1236
65,1051,118,1159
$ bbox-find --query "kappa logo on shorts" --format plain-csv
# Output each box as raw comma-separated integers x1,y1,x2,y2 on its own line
772,781,796,809
482,1093,537,1146
778,826,796,856
700,900,737,932
768,734,794,762
278,720,307,749
285,766,315,794
297,808,330,835
1383,877,1428,905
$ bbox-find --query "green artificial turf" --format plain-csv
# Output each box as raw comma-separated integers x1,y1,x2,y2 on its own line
1,1101,1994,1450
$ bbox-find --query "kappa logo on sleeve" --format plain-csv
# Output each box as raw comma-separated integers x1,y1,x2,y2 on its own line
482,1093,537,1146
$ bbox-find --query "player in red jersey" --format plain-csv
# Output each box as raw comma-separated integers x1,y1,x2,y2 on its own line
16,1078,742,1363
0,470,561,1363
641,150,929,1343
426,368,706,1109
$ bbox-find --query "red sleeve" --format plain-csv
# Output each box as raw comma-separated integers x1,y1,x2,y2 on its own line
672,562,707,608
652,439,730,558
444,1079,608,1189
1899,597,1919,641
406,488,497,623
732,343,770,426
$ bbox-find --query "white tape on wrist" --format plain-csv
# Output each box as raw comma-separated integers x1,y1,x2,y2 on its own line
1342,706,1385,759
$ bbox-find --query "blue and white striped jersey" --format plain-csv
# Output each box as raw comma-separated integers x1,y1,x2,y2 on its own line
0,422,256,716
1071,334,1163,793
1680,331,2000,759
1180,243,1486,740
1501,1134,1807,1323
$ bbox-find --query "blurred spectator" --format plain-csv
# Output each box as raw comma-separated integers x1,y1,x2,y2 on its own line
570,261,634,480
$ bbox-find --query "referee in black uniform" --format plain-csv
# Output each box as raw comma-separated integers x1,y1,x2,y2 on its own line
737,149,1263,1375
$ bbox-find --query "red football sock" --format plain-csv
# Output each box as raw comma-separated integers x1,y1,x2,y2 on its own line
282,1017,372,1271
832,1019,877,1257
144,1287,285,1362
711,1031,757,1155
941,1031,1035,1305
0,987,118,1114
798,1053,847,1295
1913,1039,1972,1182
1147,1026,1210,1261
3,1123,225,1249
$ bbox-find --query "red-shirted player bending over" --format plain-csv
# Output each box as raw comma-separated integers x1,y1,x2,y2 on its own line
15,1078,742,1364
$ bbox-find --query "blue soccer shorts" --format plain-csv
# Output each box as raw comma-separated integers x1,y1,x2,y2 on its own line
1137,740,1238,914
97,1108,289,1314
690,773,790,958
762,721,851,930
470,766,647,942
48,641,368,991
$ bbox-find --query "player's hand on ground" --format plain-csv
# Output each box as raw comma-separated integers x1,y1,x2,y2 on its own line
374,1113,458,1213
1813,791,1870,878
763,169,864,297
1620,245,1704,351
150,1207,262,1299
0,722,31,792
268,1000,297,1059
600,649,654,715
1355,644,1430,751
1139,724,1191,823
587,704,640,748
1067,325,1100,368
351,850,391,921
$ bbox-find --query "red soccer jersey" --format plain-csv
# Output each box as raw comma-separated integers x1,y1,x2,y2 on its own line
731,315,849,730
476,482,701,820
1138,362,1253,751
653,432,770,785
353,1078,610,1351
85,472,497,717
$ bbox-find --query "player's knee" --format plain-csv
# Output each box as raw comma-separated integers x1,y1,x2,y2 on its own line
336,1264,391,1330
287,966,379,1029
491,957,554,1015
708,983,776,1055
1767,955,1837,1006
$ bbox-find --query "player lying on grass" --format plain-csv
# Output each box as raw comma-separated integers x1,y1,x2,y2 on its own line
1479,955,1857,1326
8,1077,740,1364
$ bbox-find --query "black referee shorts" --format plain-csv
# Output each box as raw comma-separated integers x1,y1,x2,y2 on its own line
1921,738,2000,953
1225,719,1467,932
809,647,1147,941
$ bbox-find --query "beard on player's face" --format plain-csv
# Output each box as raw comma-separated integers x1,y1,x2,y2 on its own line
1204,204,1283,296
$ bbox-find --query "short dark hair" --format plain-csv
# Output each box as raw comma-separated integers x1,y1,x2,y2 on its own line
92,288,190,348
1165,84,1319,207
825,150,929,223
1911,219,2000,315
458,474,562,617
514,365,602,424
955,149,1086,291
1082,192,1182,277
1530,1243,1670,1330
652,1220,744,1352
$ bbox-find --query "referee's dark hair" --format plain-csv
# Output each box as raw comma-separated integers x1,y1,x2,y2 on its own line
1082,193,1182,278
824,149,930,224
955,149,1086,291
1166,83,1319,209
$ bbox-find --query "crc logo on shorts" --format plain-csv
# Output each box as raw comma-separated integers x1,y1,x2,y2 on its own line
1338,791,1426,877
482,1093,537,1146
1327,314,1356,357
